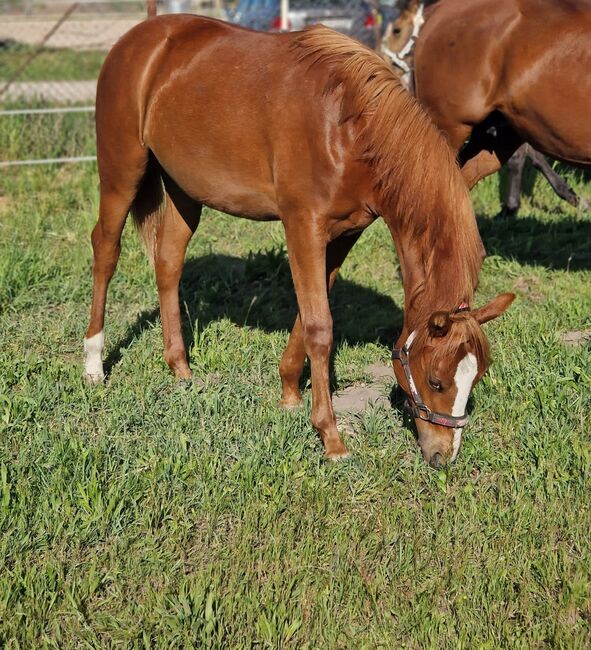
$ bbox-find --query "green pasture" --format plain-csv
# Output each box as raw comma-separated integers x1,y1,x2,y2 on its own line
0,113,590,647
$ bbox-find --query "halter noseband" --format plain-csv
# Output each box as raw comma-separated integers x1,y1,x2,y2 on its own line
392,303,471,429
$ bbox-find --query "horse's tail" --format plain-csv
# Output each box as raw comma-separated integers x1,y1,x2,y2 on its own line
130,154,166,266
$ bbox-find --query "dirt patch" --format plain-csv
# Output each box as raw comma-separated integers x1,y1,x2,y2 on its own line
513,276,544,303
0,195,9,213
560,330,591,347
365,362,394,383
333,383,389,415
332,362,394,417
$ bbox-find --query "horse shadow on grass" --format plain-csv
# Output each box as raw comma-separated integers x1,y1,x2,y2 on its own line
104,247,404,393
489,164,591,269
476,209,591,271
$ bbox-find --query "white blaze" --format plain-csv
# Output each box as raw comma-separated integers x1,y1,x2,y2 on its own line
84,330,105,383
451,352,478,461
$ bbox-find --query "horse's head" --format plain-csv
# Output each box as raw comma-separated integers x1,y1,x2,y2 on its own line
386,0,422,55
393,293,514,467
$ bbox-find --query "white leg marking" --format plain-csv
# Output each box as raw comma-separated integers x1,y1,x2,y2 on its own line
451,352,478,461
84,330,105,384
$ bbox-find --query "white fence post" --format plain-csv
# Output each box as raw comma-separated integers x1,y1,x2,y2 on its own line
280,0,289,31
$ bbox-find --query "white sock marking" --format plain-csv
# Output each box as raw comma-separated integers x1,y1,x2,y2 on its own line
84,330,105,382
451,352,478,461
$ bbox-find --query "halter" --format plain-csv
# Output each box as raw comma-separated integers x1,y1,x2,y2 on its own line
383,2,425,76
392,303,471,429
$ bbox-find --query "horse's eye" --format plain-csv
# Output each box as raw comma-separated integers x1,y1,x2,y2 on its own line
393,27,402,34
428,378,443,392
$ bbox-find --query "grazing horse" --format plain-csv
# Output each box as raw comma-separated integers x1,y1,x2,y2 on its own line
84,16,513,466
386,0,586,213
411,0,591,187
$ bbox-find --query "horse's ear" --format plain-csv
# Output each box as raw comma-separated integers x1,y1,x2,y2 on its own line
428,311,451,337
472,293,515,325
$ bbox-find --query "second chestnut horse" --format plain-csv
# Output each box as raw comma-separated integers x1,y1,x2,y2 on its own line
413,0,591,188
84,16,513,466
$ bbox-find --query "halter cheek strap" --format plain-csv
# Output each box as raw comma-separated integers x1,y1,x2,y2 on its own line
384,2,425,75
392,322,470,429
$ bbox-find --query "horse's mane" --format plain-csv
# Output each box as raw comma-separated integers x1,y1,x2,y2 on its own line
292,26,483,325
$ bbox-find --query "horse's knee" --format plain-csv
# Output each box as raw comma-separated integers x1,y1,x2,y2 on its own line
302,319,333,358
155,256,183,291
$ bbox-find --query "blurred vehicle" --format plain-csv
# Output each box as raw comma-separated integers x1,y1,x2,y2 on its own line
230,0,396,49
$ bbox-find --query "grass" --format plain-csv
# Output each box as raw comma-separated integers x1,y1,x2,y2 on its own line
0,42,106,83
0,116,590,647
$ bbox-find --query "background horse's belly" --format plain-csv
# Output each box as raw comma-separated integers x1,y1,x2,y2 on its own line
500,34,591,165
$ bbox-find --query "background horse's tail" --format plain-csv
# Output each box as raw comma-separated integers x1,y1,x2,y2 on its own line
130,154,166,265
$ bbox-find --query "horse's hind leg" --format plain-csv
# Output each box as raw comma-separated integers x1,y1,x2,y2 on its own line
527,147,582,208
155,176,201,379
84,146,148,383
279,231,362,409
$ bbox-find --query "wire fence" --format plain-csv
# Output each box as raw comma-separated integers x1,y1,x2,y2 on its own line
0,0,402,167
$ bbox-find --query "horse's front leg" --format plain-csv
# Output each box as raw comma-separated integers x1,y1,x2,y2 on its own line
501,144,527,216
279,231,362,409
283,220,348,459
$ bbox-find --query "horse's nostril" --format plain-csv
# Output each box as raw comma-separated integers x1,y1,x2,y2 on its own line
429,452,444,469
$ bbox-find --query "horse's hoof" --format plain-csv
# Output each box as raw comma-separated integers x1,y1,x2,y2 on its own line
278,398,303,410
497,206,518,218
174,368,192,380
84,371,105,385
325,439,350,461
327,449,351,462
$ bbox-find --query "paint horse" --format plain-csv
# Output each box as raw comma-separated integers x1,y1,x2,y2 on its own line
386,0,586,214
84,16,514,467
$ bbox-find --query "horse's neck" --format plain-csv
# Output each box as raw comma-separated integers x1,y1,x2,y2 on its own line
394,229,476,331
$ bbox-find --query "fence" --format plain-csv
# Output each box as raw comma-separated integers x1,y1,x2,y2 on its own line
0,0,401,167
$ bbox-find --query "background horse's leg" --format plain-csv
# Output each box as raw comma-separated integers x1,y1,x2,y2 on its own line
283,219,348,459
527,148,583,208
84,145,148,383
279,231,362,409
501,144,527,216
155,176,202,379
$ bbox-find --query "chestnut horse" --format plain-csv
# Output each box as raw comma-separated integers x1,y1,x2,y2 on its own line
412,0,591,188
386,0,586,213
84,16,513,466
